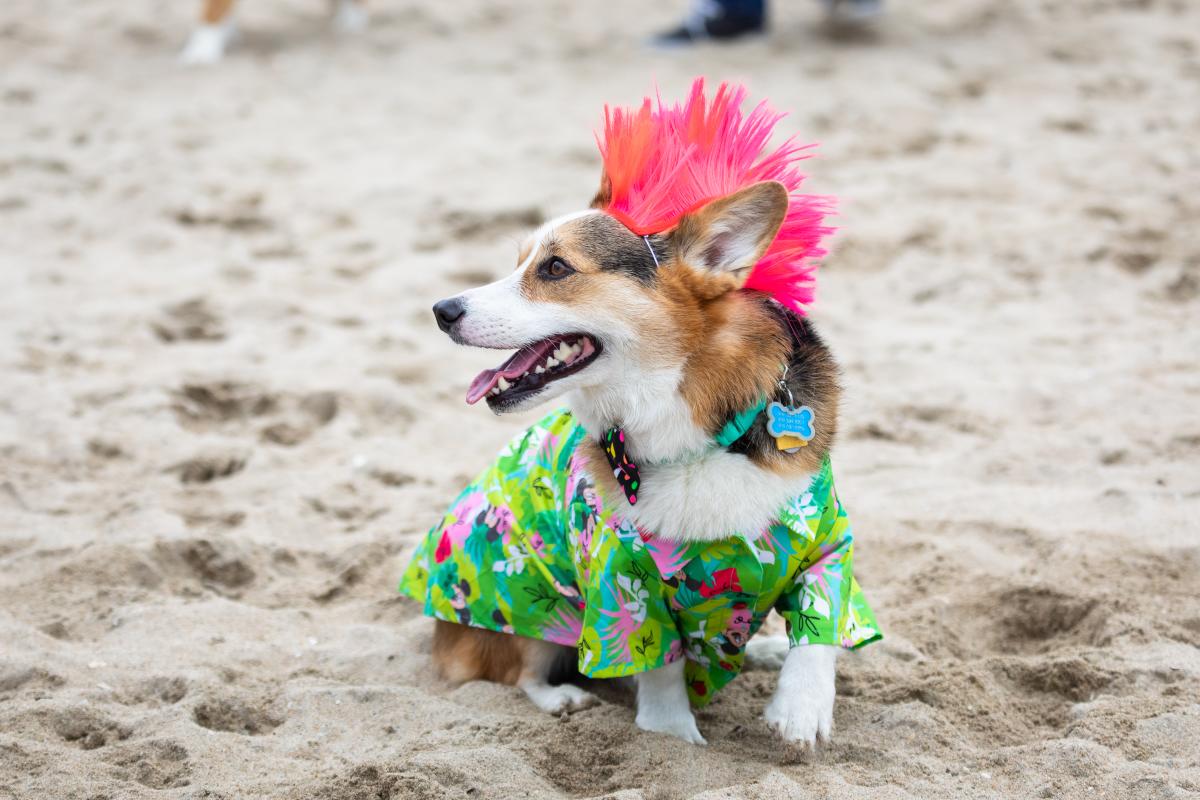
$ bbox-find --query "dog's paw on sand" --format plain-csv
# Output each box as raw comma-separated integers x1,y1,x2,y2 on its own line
764,689,833,750
635,710,706,746
105,738,191,789
524,682,598,715
192,693,283,736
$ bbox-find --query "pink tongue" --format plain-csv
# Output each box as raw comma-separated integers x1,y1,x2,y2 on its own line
465,339,557,404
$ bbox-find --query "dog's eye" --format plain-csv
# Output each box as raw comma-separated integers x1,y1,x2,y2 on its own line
538,259,575,281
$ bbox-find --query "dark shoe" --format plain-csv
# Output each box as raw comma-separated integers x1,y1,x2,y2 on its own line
651,1,766,46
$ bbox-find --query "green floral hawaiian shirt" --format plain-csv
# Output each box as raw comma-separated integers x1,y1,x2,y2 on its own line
399,408,880,706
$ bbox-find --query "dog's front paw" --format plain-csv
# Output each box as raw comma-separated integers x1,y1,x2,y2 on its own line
525,682,598,715
636,707,707,745
764,685,833,748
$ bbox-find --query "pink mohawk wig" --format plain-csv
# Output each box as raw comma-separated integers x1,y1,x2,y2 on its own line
596,78,834,314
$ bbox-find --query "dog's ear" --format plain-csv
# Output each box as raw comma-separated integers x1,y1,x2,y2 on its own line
590,169,612,209
668,181,788,278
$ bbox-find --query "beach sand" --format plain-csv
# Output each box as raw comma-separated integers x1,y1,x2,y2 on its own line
1,0,1198,797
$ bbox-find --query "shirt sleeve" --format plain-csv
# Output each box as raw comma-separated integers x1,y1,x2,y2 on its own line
775,483,881,649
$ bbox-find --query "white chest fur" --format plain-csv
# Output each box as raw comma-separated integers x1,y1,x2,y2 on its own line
568,385,814,542
605,445,812,543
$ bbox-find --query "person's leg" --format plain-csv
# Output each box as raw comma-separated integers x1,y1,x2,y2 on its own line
180,0,238,64
651,0,767,46
821,0,883,22
332,0,369,33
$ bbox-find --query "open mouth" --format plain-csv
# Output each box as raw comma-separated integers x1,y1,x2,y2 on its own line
466,334,602,408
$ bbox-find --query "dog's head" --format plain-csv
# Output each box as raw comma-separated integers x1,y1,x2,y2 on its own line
433,181,789,421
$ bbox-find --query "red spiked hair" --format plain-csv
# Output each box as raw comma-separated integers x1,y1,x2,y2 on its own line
596,79,834,314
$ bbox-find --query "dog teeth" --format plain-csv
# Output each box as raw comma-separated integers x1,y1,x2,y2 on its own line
534,366,545,374
545,357,559,368
497,377,510,391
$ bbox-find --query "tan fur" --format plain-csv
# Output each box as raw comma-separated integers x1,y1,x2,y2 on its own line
521,259,632,308
431,619,528,685
510,181,835,492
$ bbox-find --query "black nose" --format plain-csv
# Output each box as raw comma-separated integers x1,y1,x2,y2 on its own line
432,297,466,333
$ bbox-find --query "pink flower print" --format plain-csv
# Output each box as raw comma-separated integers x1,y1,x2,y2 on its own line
583,486,602,515
597,573,647,662
485,505,514,537
725,602,753,648
542,606,584,647
443,491,486,548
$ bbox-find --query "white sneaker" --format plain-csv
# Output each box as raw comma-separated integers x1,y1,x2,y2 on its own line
332,0,369,34
180,21,236,65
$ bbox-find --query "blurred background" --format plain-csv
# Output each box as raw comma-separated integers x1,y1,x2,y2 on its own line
1,1,1198,798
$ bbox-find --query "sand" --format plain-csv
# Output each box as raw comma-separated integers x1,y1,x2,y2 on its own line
1,0,1199,797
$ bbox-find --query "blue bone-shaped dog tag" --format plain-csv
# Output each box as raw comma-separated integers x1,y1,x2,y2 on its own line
766,402,815,441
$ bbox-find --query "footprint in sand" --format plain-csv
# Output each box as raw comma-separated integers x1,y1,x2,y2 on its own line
116,675,189,707
192,693,283,736
105,739,191,789
51,707,131,750
157,538,256,593
415,205,545,251
172,381,280,428
151,297,226,343
168,450,249,484
172,381,338,447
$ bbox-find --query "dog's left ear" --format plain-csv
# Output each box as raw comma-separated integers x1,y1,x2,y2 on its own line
669,181,788,279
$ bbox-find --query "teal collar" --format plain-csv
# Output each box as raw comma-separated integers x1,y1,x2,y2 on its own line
601,394,769,506
714,396,768,448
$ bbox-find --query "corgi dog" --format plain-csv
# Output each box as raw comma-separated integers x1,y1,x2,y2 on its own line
401,81,880,747
180,0,368,64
